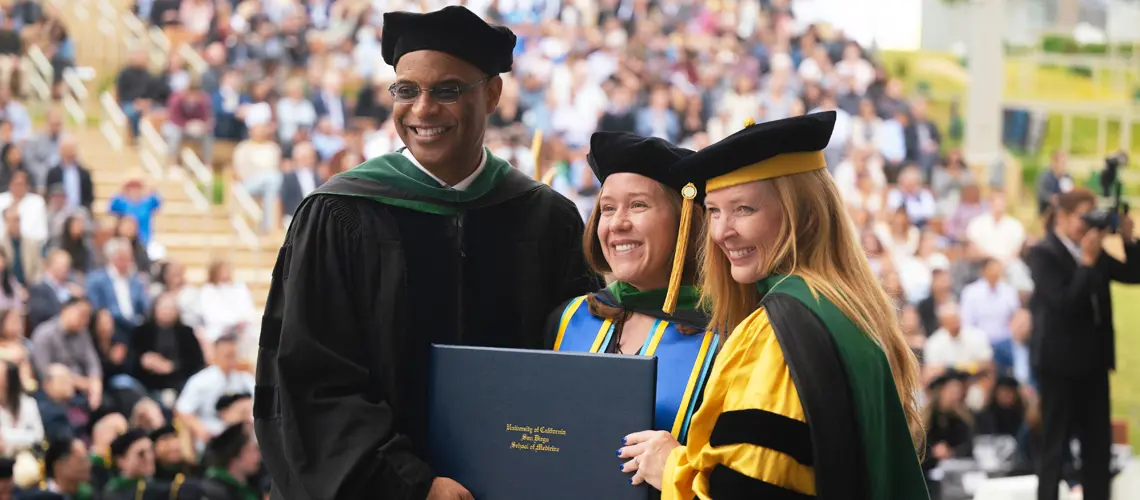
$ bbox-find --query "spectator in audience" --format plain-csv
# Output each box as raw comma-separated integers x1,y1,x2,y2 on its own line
0,89,30,144
1035,150,1073,215
174,334,254,445
40,436,94,499
114,216,151,276
994,308,1035,390
86,237,149,342
0,362,43,457
886,166,937,228
0,208,42,286
46,215,94,279
90,308,134,409
967,191,1026,264
23,109,64,191
215,393,251,430
921,371,976,496
129,398,166,431
35,363,78,442
44,186,88,244
43,135,94,213
163,79,215,165
103,429,155,498
148,261,202,334
976,375,1026,437
210,70,247,144
200,423,262,499
132,292,206,404
0,309,34,392
917,269,955,339
875,206,920,258
231,121,282,233
904,99,942,177
149,425,192,482
280,141,321,224
30,297,102,410
197,259,254,346
923,302,994,379
960,258,1020,346
945,183,986,243
311,72,346,134
0,248,23,311
115,49,153,140
0,170,47,242
108,180,162,247
275,77,316,147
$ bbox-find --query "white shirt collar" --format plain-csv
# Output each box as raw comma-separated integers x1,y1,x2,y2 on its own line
402,148,487,191
1056,232,1082,261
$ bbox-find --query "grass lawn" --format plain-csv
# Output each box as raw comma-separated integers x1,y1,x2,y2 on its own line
1111,284,1140,450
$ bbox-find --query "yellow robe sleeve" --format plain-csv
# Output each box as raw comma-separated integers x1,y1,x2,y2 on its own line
661,307,816,500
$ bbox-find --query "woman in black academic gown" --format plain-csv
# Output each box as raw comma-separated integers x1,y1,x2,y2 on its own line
545,131,717,447
922,370,977,499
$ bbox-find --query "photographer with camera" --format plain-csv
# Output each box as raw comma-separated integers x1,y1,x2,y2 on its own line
1026,181,1139,500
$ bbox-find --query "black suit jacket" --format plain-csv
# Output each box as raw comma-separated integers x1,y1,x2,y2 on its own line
45,163,94,211
27,281,67,333
281,169,322,217
1025,232,1140,378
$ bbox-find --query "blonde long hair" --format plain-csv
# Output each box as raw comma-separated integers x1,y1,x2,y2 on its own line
698,168,924,450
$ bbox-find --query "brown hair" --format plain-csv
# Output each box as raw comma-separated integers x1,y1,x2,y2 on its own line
582,181,705,288
698,168,925,451
206,259,230,285
1043,186,1097,230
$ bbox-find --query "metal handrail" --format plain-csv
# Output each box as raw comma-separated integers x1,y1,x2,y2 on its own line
100,91,127,126
178,43,208,75
231,182,264,225
61,94,86,126
138,119,167,159
179,147,212,186
61,68,88,101
27,46,53,81
18,57,50,100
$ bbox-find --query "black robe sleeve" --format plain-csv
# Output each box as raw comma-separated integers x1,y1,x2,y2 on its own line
254,195,433,500
547,200,604,322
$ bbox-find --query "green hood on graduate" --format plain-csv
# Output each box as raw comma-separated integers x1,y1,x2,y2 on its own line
315,148,544,215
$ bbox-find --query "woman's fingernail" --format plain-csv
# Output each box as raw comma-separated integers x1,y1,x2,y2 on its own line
622,437,627,445
616,449,621,456
629,478,633,484
620,465,624,472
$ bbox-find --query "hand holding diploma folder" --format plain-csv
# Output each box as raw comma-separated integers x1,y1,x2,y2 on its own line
428,345,657,500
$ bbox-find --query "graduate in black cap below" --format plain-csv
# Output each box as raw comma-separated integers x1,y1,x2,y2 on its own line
618,113,929,499
18,437,95,500
545,132,718,449
102,430,153,500
199,424,261,500
148,426,191,483
253,5,600,500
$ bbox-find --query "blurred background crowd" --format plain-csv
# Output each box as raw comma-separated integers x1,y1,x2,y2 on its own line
0,0,1127,499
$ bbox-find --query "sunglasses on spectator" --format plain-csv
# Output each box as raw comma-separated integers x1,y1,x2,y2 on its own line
388,77,490,104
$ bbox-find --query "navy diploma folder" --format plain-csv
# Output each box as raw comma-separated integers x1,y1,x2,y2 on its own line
428,344,656,500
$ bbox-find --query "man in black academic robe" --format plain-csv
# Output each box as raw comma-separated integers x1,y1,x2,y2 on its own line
253,6,601,500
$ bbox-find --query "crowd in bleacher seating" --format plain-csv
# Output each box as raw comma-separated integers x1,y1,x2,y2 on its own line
14,0,1104,498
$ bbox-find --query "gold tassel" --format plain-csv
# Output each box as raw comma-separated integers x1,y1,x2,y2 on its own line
135,477,146,500
170,473,185,500
541,167,558,186
531,129,544,181
663,183,698,314
743,116,756,128
37,457,45,490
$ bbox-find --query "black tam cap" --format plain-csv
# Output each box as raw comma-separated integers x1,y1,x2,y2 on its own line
381,6,516,76
206,424,249,468
671,111,836,195
42,436,76,479
215,393,252,413
110,429,150,459
149,425,177,442
587,132,697,200
0,457,12,479
929,369,971,391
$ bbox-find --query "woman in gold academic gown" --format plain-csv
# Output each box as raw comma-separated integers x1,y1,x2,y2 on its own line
618,112,930,500
545,131,719,447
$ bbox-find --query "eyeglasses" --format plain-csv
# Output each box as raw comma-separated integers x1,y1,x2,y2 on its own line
388,77,490,104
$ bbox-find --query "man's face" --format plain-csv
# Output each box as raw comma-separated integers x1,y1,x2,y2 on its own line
62,440,92,484
391,51,500,170
154,435,182,465
215,341,238,371
122,439,155,478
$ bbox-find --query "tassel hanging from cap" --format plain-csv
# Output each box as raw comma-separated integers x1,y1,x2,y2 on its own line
663,183,698,314
743,116,756,128
37,457,45,490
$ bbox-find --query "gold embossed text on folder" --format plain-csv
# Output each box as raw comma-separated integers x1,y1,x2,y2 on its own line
506,424,566,452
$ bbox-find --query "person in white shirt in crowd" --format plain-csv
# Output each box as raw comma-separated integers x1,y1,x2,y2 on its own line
196,259,255,349
0,170,47,242
0,88,32,144
84,238,149,340
174,334,254,446
959,258,1021,346
967,190,1026,264
924,301,994,380
275,77,317,146
886,166,938,228
832,145,885,201
231,119,283,233
0,209,43,287
0,361,44,457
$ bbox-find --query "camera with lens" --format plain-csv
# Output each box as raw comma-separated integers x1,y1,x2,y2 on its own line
1080,152,1130,231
